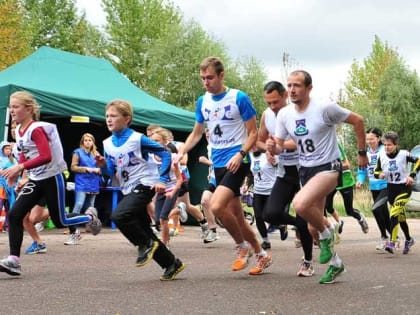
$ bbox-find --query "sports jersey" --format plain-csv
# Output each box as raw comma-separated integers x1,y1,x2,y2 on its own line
250,152,276,195
16,121,67,180
102,128,171,195
263,107,299,169
375,149,419,184
196,88,256,168
357,144,387,190
275,100,350,167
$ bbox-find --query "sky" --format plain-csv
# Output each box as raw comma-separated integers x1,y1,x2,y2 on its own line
76,0,420,100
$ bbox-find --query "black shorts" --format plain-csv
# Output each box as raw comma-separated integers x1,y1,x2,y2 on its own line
206,182,216,193
214,163,250,197
299,159,342,187
178,181,189,197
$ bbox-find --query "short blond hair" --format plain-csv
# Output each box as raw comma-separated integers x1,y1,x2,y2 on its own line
105,99,133,125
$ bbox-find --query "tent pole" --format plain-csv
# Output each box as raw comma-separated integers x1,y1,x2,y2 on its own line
3,107,10,141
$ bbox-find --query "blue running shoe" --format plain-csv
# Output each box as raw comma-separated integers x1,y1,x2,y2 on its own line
25,241,47,254
25,241,39,255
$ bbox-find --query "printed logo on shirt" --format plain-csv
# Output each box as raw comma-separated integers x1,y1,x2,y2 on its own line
294,119,309,136
388,160,398,172
204,105,234,122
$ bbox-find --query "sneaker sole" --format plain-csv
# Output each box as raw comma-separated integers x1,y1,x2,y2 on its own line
136,241,159,267
203,237,218,244
319,267,345,284
0,264,21,276
248,259,273,275
298,272,315,277
160,263,186,281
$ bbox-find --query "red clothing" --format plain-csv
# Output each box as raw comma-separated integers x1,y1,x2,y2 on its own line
18,122,52,170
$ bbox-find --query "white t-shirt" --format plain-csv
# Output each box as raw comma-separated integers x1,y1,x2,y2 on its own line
275,99,350,167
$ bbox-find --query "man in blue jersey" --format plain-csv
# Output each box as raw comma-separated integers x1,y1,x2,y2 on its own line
176,57,272,275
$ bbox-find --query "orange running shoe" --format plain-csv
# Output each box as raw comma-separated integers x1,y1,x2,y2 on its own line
232,245,253,271
248,254,272,275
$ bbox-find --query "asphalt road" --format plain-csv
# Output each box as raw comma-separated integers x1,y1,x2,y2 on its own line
0,217,419,315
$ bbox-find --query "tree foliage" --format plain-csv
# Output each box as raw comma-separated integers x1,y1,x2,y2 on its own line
343,35,420,161
103,0,182,88
2,0,270,115
142,19,229,110
377,61,420,149
234,56,267,117
0,0,31,70
344,35,400,124
21,0,106,56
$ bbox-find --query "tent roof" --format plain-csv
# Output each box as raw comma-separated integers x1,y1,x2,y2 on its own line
0,46,195,131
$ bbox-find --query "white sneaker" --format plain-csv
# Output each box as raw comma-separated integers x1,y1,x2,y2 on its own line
200,222,210,239
297,261,315,277
35,222,44,232
64,229,82,245
177,202,188,223
376,237,388,251
203,230,219,243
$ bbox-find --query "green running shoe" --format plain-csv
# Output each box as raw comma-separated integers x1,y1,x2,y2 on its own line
319,263,345,284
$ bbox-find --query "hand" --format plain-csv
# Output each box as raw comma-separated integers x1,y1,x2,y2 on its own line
378,173,385,179
173,152,184,164
153,182,166,194
1,164,23,180
406,176,415,186
266,135,276,155
198,156,207,164
266,151,276,165
226,152,243,174
95,154,106,167
355,182,362,189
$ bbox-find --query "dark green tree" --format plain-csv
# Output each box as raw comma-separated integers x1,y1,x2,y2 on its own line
377,61,420,149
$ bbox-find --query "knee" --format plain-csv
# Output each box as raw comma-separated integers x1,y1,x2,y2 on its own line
292,198,305,215
111,209,125,223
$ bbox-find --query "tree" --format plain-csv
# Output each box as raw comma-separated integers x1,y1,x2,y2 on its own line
144,19,229,110
344,35,400,125
21,0,106,55
234,56,267,116
377,61,420,149
0,0,31,70
103,0,182,88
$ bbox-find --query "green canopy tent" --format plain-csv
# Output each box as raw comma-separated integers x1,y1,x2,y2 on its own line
0,46,196,136
0,46,208,207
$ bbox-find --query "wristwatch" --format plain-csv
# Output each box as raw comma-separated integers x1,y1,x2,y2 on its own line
357,149,367,156
239,150,247,157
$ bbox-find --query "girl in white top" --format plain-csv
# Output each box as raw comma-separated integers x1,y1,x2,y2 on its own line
0,91,101,277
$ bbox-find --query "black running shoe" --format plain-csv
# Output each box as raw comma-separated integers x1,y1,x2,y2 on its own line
160,258,185,281
279,225,288,241
136,239,159,267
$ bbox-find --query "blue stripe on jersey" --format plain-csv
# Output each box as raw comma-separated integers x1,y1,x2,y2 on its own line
196,95,205,123
211,144,242,168
236,90,256,121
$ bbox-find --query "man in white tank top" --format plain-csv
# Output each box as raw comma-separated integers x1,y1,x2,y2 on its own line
267,70,368,284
